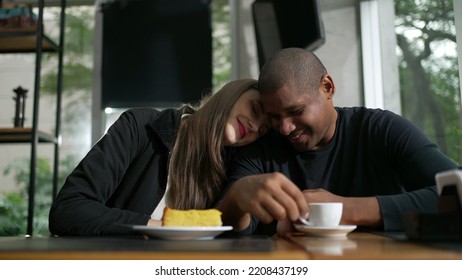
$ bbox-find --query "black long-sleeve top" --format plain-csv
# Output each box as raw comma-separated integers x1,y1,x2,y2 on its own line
49,108,181,235
223,107,458,235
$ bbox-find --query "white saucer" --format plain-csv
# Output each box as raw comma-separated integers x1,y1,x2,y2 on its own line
132,225,233,240
294,224,357,238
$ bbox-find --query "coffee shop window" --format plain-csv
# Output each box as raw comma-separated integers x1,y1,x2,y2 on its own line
395,0,461,164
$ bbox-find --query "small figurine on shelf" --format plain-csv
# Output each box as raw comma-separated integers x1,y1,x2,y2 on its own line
0,3,37,32
13,86,27,128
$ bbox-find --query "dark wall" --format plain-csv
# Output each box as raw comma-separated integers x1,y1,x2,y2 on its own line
100,0,212,109
253,0,325,69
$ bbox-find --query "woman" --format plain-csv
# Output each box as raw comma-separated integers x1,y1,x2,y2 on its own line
48,79,269,236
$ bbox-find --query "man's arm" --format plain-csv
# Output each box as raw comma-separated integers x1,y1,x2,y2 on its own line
381,144,458,230
377,112,458,230
298,144,457,232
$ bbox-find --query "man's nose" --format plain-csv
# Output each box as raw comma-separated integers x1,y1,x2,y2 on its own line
248,121,258,132
278,117,295,135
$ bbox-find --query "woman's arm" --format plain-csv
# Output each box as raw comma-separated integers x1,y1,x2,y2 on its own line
49,109,155,235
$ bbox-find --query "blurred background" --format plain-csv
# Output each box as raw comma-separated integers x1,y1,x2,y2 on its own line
0,0,460,236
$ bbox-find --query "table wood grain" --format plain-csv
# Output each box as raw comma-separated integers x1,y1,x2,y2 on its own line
285,231,462,260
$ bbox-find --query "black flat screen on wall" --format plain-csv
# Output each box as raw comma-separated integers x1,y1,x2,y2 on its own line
252,0,325,69
100,0,212,109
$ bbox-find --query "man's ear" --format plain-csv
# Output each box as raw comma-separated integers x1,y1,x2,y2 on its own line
322,75,335,99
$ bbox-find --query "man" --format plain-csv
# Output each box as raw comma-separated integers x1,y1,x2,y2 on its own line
217,48,458,236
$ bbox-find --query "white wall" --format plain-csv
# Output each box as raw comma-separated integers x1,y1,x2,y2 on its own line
316,0,362,107
0,55,56,194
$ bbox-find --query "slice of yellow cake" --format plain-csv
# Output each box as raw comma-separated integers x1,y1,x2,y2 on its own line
161,207,222,227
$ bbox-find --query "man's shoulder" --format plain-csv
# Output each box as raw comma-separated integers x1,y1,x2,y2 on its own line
337,106,392,115
337,107,402,123
238,129,289,154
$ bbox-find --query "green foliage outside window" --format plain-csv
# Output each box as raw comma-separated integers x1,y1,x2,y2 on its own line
0,156,77,236
395,0,462,164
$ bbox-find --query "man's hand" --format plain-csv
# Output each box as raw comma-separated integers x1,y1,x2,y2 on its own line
218,172,308,231
302,188,382,227
302,188,343,203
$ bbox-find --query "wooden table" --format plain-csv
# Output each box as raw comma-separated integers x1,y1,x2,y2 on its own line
0,231,461,260
0,235,308,260
285,231,462,260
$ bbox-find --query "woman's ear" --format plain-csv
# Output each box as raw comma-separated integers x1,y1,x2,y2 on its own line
322,75,335,99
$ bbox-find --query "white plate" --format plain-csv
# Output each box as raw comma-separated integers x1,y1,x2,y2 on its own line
132,225,233,240
294,224,357,238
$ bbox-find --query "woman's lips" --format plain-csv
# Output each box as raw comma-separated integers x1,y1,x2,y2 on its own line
238,119,246,138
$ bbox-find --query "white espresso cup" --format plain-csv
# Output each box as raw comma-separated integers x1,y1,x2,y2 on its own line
306,202,343,227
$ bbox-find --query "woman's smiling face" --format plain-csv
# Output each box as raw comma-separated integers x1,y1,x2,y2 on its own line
224,88,270,147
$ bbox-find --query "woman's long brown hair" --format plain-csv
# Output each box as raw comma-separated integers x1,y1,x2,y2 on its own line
166,79,258,209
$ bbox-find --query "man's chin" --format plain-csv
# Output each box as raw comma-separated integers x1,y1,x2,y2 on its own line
287,133,311,152
290,141,311,152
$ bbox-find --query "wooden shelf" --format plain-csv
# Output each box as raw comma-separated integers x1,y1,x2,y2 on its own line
0,127,57,143
0,0,66,236
0,31,59,53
